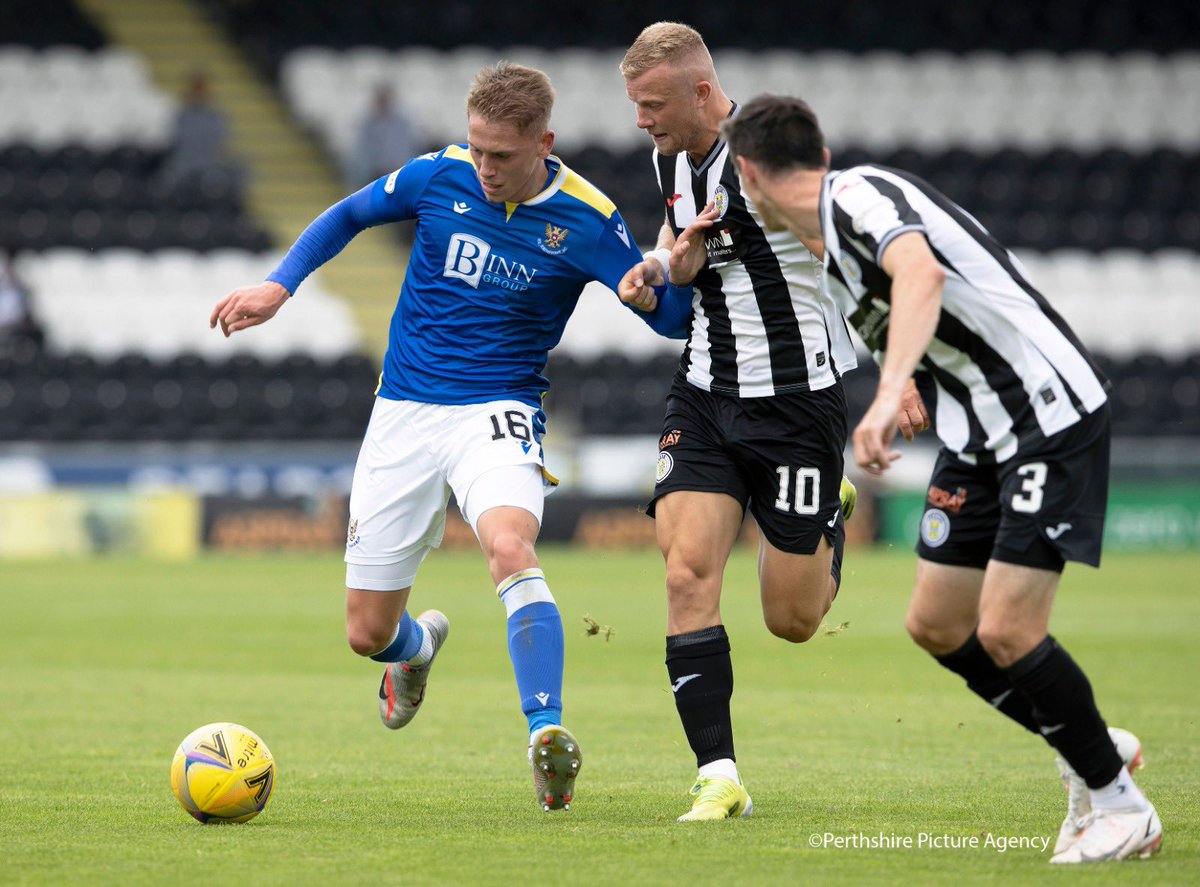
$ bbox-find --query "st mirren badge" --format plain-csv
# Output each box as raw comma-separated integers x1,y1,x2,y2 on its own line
712,184,729,220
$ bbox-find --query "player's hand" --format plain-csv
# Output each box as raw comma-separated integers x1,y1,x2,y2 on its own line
617,260,664,312
209,281,290,337
853,389,904,477
896,378,931,442
669,203,719,285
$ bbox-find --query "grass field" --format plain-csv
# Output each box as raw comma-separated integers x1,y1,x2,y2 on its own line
1,548,1197,885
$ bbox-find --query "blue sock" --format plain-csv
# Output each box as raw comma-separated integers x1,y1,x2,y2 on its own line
368,611,425,663
497,569,563,735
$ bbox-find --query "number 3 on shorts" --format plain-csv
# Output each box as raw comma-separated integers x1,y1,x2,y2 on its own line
1012,462,1048,513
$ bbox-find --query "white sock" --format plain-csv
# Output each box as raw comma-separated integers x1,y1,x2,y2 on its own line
406,623,434,667
698,758,739,784
529,724,562,744
1089,766,1149,812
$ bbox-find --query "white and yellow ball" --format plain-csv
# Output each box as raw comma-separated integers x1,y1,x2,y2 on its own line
170,723,276,823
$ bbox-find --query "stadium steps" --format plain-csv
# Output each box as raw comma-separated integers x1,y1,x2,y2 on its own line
75,0,403,358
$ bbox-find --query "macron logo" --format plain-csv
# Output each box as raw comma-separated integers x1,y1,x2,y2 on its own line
535,692,550,705
671,674,701,693
453,201,471,214
1046,523,1073,540
614,223,630,248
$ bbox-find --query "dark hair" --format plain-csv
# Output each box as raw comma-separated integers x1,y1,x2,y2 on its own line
722,95,826,173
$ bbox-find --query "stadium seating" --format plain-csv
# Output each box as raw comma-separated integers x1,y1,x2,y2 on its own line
0,144,270,252
5,2,1195,445
277,48,1200,157
202,0,1200,59
0,47,173,149
541,348,1200,438
13,249,359,360
0,0,105,49
0,342,376,442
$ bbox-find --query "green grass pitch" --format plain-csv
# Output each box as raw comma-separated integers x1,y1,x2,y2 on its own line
1,548,1196,885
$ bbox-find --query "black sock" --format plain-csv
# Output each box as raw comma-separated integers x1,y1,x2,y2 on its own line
934,631,1040,734
1004,635,1123,788
665,625,735,767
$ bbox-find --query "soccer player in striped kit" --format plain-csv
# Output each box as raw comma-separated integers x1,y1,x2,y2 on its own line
210,63,691,813
724,94,1161,864
618,21,928,822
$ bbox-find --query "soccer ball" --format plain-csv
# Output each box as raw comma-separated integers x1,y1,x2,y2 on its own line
170,723,276,823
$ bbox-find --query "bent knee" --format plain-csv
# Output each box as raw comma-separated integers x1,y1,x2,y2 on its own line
975,623,1040,668
905,610,974,656
764,610,823,643
346,624,392,658
486,532,537,578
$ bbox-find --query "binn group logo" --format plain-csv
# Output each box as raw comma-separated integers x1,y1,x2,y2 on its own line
444,233,539,292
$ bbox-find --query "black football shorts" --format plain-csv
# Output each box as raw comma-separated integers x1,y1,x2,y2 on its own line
916,405,1111,572
648,375,848,555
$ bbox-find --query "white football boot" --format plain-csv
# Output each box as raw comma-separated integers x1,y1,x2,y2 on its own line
1051,805,1162,863
378,610,449,729
528,725,582,812
1051,727,1156,861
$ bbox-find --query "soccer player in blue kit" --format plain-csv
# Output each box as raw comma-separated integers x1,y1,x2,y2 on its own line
210,63,692,812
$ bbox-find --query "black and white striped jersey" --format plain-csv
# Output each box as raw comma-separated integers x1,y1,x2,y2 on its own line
653,134,856,398
820,164,1110,463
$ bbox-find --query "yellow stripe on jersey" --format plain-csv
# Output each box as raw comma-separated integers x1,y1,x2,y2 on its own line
374,372,383,395
443,144,474,165
557,168,616,219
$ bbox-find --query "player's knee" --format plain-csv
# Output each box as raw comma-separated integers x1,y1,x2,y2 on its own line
975,623,1033,668
664,557,712,601
485,532,537,580
346,622,391,658
765,610,821,643
905,606,970,655
905,611,942,652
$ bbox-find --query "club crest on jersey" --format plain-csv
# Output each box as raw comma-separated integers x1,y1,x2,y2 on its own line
538,223,570,255
655,451,674,484
712,184,730,220
920,508,950,548
839,253,862,283
347,518,360,549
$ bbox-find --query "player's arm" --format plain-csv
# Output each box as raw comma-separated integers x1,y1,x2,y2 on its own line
596,211,692,338
618,219,677,308
617,206,716,319
210,156,434,336
852,231,944,475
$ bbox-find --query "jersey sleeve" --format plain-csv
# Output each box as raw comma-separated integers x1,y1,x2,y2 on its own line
357,149,441,223
583,208,693,339
585,208,644,293
829,170,926,265
266,151,441,295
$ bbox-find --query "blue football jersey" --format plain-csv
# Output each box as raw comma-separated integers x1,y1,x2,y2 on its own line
357,146,645,407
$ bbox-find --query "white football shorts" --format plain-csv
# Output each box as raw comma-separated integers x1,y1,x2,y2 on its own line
344,396,557,591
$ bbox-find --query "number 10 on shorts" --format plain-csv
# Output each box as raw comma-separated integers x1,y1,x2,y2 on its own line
774,466,820,515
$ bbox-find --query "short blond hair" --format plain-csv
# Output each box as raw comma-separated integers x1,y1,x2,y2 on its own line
619,21,710,80
466,62,554,133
